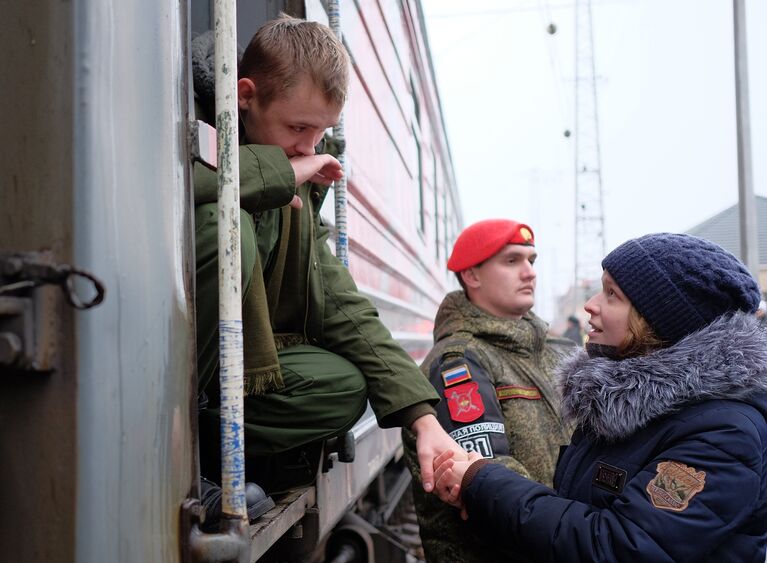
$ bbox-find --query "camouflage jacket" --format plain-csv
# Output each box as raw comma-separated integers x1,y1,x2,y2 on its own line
403,290,574,563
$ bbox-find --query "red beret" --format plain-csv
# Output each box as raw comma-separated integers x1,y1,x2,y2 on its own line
447,219,535,272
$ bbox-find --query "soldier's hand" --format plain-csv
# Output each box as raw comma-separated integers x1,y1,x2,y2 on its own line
410,414,467,493
289,154,343,187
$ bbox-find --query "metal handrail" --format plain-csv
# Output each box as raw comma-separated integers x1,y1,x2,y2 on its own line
214,0,247,525
327,0,349,267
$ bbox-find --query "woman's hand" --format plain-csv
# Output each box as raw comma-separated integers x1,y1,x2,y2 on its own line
433,450,484,518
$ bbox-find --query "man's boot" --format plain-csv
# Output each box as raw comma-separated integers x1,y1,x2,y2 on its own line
199,477,275,532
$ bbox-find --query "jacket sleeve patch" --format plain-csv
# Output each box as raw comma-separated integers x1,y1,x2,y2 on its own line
496,385,541,401
444,381,485,423
441,363,472,387
448,422,505,458
646,461,706,512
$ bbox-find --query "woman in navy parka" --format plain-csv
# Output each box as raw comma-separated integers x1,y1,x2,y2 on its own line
435,233,767,562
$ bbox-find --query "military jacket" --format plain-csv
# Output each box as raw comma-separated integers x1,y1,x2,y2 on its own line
193,142,439,429
404,290,573,563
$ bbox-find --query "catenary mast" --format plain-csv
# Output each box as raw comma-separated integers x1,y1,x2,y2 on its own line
573,0,606,309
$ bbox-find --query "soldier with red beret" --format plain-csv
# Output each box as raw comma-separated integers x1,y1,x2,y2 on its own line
403,219,575,562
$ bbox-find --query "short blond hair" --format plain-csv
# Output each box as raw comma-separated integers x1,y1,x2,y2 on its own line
239,14,350,108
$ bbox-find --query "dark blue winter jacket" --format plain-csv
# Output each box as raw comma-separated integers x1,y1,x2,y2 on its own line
462,312,767,562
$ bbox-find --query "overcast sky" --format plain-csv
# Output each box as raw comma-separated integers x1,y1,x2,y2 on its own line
422,0,767,324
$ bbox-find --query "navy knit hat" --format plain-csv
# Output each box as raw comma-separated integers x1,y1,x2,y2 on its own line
602,233,761,344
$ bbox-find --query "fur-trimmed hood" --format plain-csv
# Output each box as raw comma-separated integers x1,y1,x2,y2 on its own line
557,311,767,442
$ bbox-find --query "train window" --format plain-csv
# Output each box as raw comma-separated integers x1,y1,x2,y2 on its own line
410,75,425,236
191,0,287,45
413,124,425,235
433,150,440,260
410,75,421,126
444,189,451,262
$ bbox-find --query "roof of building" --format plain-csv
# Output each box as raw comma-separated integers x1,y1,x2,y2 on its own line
686,195,767,265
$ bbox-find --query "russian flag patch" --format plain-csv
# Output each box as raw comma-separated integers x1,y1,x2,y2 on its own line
441,364,472,388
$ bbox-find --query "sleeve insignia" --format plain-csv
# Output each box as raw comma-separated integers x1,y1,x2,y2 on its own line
444,381,485,423
448,422,505,458
646,461,706,512
496,385,541,401
441,363,472,388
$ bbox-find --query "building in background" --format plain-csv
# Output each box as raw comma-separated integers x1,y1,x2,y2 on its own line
687,195,767,295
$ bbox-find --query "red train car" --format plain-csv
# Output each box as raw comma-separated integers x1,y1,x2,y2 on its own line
311,0,463,363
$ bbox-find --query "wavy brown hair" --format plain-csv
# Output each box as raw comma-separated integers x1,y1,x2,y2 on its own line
617,305,665,358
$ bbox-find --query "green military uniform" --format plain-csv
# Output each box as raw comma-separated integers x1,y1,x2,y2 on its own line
403,290,574,562
190,29,437,493
193,118,439,493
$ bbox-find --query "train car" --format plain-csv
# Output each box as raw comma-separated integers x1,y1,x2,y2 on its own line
0,0,460,562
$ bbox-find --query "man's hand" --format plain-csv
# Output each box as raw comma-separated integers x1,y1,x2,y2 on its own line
410,414,468,493
290,154,343,187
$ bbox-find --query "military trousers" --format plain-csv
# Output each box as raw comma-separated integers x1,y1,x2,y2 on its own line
199,344,368,493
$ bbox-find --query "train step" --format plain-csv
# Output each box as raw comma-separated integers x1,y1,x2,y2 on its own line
248,486,316,562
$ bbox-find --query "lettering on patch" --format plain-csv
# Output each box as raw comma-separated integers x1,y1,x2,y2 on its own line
448,422,505,440
441,364,472,387
457,433,494,458
592,462,627,494
449,422,505,459
646,461,706,512
496,385,541,401
444,381,485,423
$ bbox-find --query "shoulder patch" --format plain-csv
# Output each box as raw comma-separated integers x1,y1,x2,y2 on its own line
444,381,485,423
448,422,505,458
441,363,472,387
496,385,541,401
646,461,706,512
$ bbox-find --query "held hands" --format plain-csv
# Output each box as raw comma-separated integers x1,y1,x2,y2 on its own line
410,414,469,493
433,449,484,520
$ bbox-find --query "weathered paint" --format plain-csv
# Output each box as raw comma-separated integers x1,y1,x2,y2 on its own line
214,0,248,521
218,320,246,517
327,0,350,268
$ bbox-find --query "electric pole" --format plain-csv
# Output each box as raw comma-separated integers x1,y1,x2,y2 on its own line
573,0,606,311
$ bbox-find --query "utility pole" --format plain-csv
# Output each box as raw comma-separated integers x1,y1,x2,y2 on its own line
733,0,759,280
573,0,606,311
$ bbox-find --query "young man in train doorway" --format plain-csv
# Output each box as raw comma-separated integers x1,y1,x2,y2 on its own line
191,14,465,527
402,219,575,562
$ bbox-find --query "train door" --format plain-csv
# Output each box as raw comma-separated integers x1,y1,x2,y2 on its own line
1,0,196,561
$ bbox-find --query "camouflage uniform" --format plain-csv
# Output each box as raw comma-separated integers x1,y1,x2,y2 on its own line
403,290,574,562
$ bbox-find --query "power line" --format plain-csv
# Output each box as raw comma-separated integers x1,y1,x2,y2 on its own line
427,0,637,20
537,0,573,136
